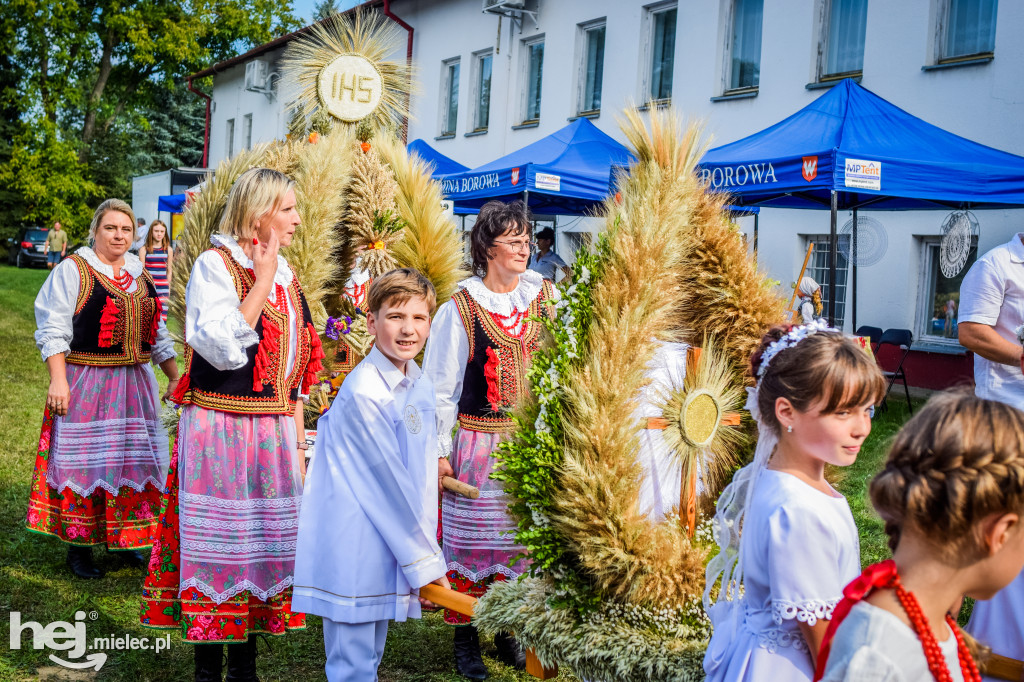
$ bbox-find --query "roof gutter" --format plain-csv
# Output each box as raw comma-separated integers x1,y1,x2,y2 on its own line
381,0,413,143
186,76,212,168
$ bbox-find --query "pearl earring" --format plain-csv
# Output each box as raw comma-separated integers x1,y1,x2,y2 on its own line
787,425,793,433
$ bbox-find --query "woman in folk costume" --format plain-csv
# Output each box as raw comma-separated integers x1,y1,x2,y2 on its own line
28,198,178,579
703,322,884,681
423,199,555,679
798,276,824,324
140,168,324,682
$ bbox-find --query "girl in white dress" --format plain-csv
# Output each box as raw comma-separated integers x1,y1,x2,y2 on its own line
704,321,885,682
816,392,1024,682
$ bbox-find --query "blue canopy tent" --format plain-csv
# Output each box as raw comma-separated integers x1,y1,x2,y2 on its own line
158,194,186,213
407,139,469,177
699,79,1024,326
437,118,636,215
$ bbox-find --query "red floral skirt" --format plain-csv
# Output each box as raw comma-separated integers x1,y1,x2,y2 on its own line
26,411,162,549
139,436,305,643
444,570,508,625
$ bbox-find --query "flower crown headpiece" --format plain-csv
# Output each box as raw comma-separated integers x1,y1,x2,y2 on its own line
756,319,838,380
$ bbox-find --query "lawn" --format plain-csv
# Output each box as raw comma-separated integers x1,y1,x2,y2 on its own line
0,262,916,681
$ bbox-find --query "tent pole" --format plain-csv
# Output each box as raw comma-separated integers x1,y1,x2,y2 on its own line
753,213,759,266
852,209,858,333
829,191,838,328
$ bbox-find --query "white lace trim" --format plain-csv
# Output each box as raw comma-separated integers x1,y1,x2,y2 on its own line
180,515,300,531
772,597,839,626
151,345,177,365
50,475,165,498
456,269,543,316
756,626,809,654
180,539,298,554
179,576,294,605
443,527,517,540
180,492,302,510
39,337,71,361
437,432,453,458
441,502,512,519
77,247,145,279
211,234,292,286
446,561,522,582
227,307,260,348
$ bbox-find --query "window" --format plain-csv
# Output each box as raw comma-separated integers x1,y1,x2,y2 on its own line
242,114,252,151
441,59,460,136
473,51,492,131
918,236,978,341
805,236,849,328
649,7,676,101
524,38,544,122
226,118,235,159
578,22,606,114
728,0,764,92
820,0,868,79
941,0,997,61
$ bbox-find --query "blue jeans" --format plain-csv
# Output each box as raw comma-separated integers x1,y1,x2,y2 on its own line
47,251,62,264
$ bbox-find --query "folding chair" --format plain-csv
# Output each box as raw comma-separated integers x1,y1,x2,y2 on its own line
855,325,883,352
877,328,913,415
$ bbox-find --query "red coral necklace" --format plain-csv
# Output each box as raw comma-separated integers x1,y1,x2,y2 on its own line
112,267,133,290
488,308,528,337
894,584,981,682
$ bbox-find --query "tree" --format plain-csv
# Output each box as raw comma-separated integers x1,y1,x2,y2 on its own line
1,0,300,242
314,0,340,21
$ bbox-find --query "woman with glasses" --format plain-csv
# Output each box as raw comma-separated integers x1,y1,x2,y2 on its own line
423,199,554,679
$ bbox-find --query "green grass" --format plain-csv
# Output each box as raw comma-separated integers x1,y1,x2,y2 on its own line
0,263,924,680
0,264,578,682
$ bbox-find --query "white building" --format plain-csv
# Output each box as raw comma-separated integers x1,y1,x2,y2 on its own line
194,0,1023,388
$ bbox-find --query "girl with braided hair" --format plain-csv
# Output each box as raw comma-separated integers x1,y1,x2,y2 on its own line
704,321,885,682
816,391,1024,682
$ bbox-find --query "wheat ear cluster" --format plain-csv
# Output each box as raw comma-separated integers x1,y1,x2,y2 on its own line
542,109,714,611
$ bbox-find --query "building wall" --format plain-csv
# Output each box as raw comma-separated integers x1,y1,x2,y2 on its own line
205,0,1024,372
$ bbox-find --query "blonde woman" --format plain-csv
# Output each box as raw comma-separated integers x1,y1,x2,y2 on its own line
141,169,324,682
28,199,178,578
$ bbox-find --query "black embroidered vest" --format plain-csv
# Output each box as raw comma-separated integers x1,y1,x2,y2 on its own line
452,279,554,433
175,246,316,415
66,254,159,366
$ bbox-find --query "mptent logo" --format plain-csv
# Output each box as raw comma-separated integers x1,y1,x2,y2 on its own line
9,610,170,670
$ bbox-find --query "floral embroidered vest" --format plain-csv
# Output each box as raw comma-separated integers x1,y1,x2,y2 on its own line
65,254,160,366
452,279,554,433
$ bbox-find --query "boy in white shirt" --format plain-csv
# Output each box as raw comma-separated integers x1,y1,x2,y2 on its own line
293,268,450,681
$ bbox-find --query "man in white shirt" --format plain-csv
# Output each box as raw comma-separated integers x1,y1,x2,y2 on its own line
958,231,1024,680
293,269,450,682
528,227,568,282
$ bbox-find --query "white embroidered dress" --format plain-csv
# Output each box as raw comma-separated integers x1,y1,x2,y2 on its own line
704,470,861,682
34,247,175,497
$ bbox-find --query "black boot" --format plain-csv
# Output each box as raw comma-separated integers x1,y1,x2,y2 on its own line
493,632,526,670
225,640,259,682
453,625,488,680
194,643,223,682
112,549,149,568
65,545,101,579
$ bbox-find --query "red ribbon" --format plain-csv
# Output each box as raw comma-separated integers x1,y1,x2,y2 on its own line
252,314,281,392
484,347,501,412
813,559,899,681
168,372,190,404
97,297,119,348
149,296,162,345
302,322,325,392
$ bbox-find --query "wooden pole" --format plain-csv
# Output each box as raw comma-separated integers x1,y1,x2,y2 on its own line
788,243,815,320
441,476,480,499
682,347,702,537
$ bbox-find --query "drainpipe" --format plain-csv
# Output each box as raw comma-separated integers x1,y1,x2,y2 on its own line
381,0,413,143
187,76,212,168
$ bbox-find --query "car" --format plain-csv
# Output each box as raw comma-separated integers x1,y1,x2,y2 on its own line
7,228,50,268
